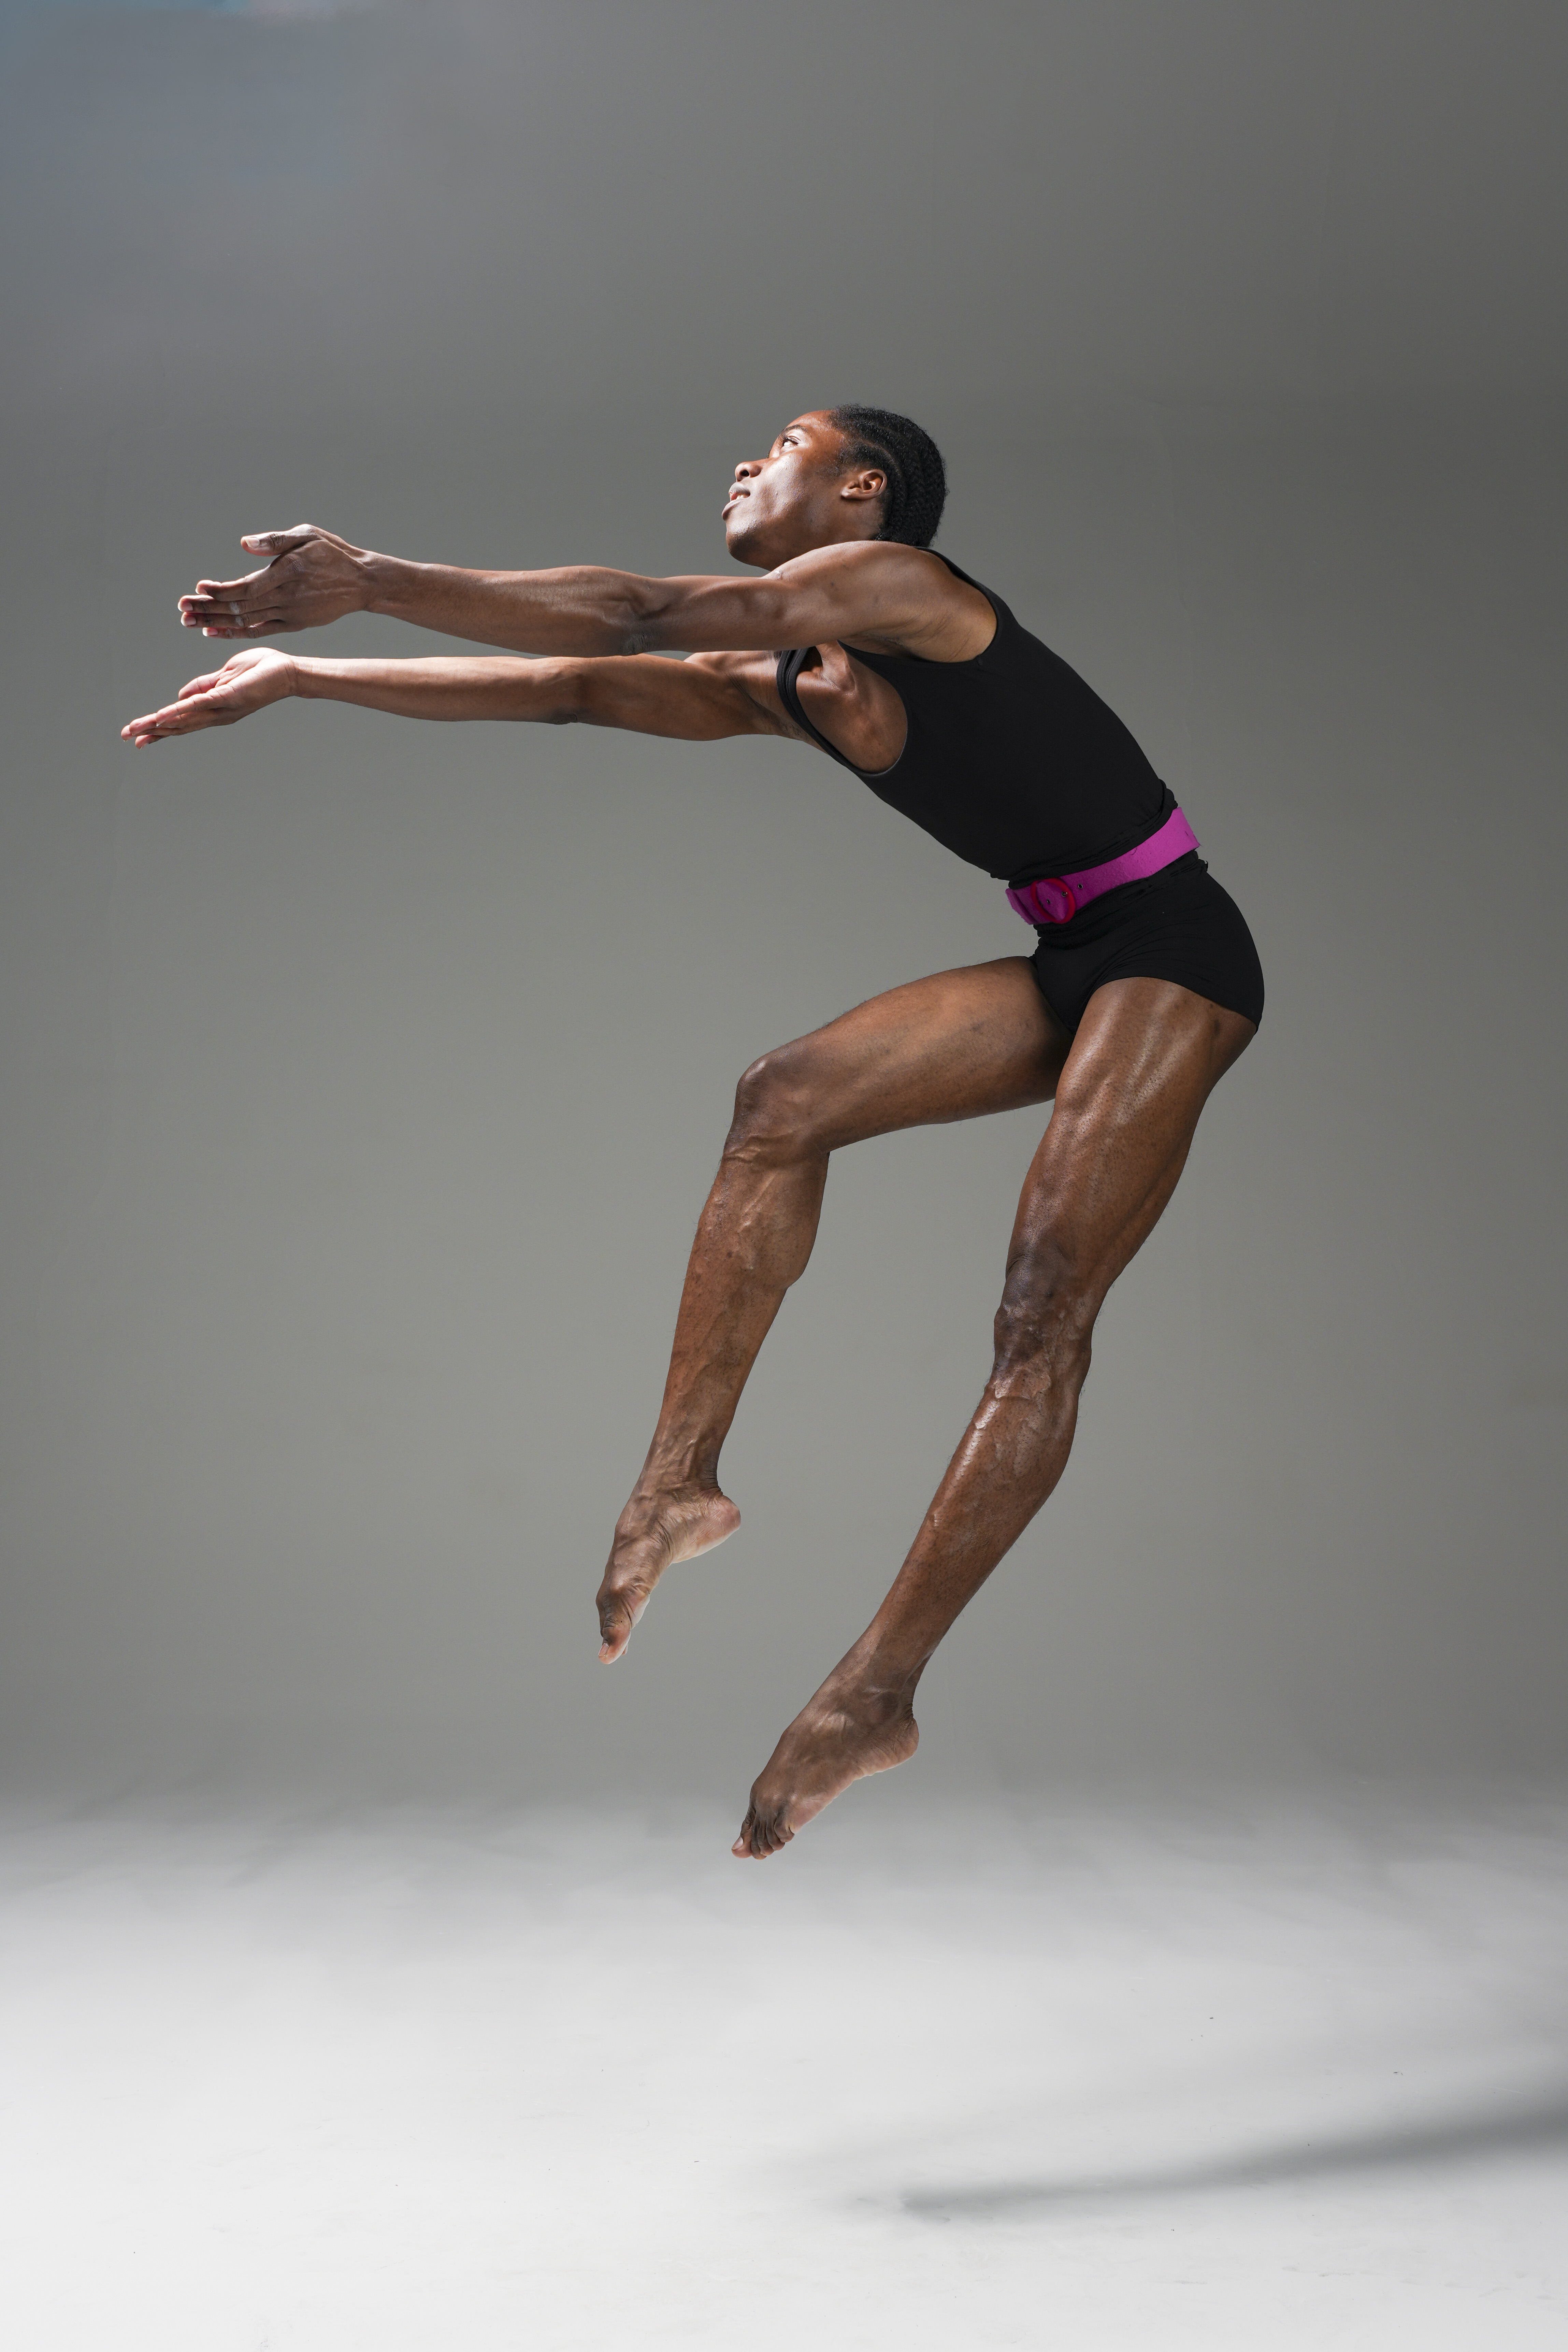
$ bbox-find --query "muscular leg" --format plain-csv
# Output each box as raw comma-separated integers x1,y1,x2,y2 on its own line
595,958,1069,1660
732,976,1257,1858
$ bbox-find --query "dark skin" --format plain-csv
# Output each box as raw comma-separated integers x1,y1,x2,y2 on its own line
125,412,1255,1858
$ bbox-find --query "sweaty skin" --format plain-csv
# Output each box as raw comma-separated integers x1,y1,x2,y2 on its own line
125,411,1255,1859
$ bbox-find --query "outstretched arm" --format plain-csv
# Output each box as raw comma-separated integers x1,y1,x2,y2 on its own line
176,527,992,662
121,645,788,749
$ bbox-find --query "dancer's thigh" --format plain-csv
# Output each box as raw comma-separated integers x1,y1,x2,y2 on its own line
749,958,1070,1153
1006,977,1256,1302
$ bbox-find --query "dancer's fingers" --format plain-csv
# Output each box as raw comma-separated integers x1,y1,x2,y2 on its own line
120,695,216,742
187,562,275,601
179,598,300,637
179,573,294,634
238,526,321,557
120,694,201,735
195,619,300,639
187,527,327,604
121,712,191,745
180,596,285,626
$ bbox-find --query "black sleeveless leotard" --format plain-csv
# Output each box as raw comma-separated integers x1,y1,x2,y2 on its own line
775,558,1263,1035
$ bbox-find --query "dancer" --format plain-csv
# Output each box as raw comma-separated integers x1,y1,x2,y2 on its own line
124,407,1263,1859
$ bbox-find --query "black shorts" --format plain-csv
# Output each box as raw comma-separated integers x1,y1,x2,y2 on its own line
1027,853,1264,1037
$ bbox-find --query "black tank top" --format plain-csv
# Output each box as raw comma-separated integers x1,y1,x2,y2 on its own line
774,558,1175,887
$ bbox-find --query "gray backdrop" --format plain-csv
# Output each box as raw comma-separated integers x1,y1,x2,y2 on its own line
1,0,1563,1803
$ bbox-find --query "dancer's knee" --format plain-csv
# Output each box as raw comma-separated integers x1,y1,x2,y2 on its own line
724,1042,830,1167
990,1225,1096,1395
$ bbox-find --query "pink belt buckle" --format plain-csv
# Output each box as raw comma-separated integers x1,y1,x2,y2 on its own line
1006,875,1076,926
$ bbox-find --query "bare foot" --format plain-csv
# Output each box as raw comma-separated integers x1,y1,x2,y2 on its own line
732,1671,918,1858
595,1482,741,1661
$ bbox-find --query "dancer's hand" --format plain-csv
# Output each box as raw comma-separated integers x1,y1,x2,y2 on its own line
121,648,297,747
177,525,370,638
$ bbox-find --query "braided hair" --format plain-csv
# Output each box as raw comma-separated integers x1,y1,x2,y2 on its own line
828,405,948,549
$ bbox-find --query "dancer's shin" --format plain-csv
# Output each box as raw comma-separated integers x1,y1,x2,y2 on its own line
641,1147,829,1484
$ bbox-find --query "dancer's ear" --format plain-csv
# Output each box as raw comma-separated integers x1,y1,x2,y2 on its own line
837,466,888,509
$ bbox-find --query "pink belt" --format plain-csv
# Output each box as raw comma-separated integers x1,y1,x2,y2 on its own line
1005,806,1199,927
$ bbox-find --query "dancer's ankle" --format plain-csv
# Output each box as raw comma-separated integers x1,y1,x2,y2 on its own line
636,1440,725,1496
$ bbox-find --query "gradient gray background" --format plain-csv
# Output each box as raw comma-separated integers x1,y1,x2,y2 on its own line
1,0,1563,1806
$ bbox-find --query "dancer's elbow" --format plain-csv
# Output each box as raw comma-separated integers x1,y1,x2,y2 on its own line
607,574,674,656
528,658,594,724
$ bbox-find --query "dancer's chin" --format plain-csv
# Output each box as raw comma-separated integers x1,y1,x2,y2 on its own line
723,515,768,567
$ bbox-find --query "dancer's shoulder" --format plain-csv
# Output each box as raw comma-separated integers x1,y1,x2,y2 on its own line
764,542,994,663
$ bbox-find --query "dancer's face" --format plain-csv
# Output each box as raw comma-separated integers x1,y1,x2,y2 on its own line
722,413,888,566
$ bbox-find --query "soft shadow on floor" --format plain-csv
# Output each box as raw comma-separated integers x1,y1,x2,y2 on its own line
4,1792,1568,2347
901,2082,1568,2220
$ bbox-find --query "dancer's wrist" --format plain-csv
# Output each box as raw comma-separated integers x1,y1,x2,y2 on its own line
360,549,417,619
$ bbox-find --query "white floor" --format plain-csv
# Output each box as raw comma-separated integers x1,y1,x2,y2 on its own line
3,1787,1566,2350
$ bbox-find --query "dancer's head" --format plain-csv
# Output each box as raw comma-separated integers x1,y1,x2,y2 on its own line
722,407,947,567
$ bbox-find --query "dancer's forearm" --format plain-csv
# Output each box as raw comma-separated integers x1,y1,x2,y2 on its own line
359,557,668,656
293,650,768,740
292,653,582,721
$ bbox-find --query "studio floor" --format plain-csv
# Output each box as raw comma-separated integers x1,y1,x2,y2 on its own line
3,1785,1565,2349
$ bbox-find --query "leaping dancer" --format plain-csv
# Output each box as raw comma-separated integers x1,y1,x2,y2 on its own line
123,407,1264,1859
